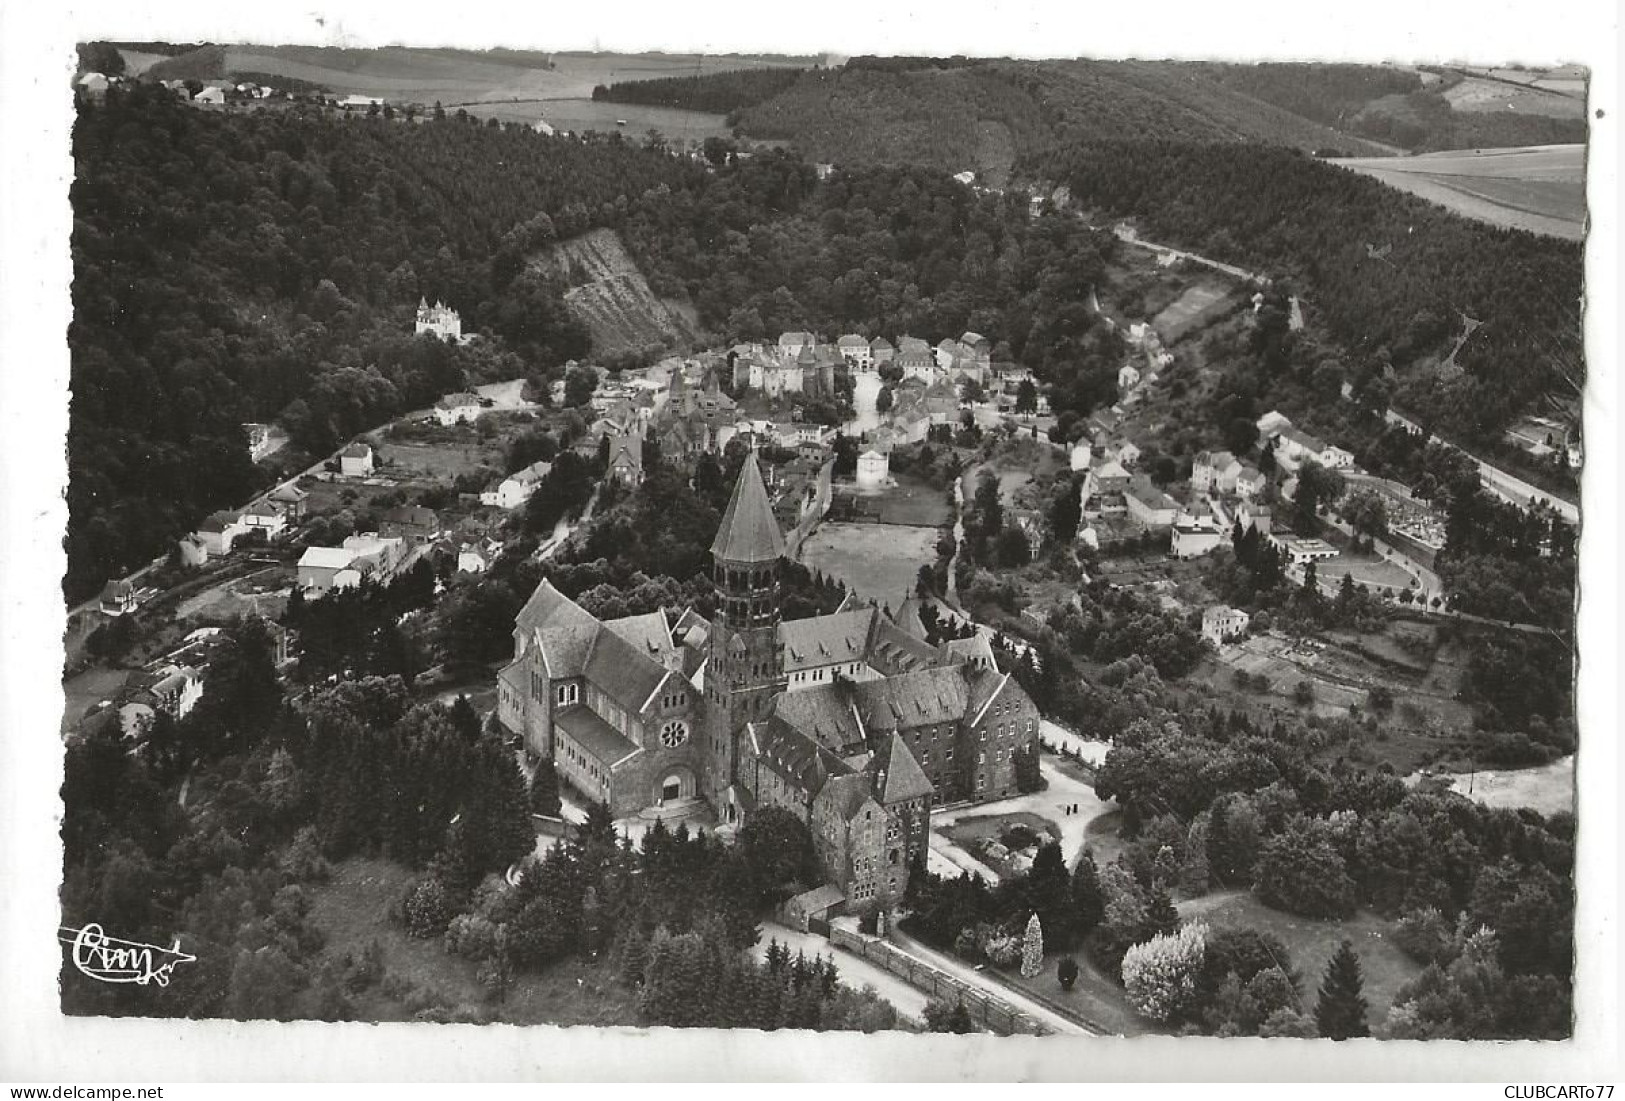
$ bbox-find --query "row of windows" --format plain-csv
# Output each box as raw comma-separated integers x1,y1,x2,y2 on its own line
660,691,687,710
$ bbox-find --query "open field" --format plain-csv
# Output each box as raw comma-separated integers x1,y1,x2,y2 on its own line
307,857,640,1026
1151,282,1237,344
1179,890,1422,1022
163,45,801,103
174,565,293,623
1411,755,1575,817
61,665,129,734
495,98,732,141
1442,75,1586,118
799,522,939,607
1332,145,1585,240
374,437,501,479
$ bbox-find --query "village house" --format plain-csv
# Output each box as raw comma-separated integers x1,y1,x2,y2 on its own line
1124,477,1180,529
778,331,816,360
243,422,273,461
606,432,645,488
1191,450,1244,495
238,500,287,541
297,547,364,594
176,534,210,568
1270,534,1339,566
1010,509,1047,560
195,510,247,557
1118,363,1142,393
896,337,937,382
458,540,499,574
433,392,485,426
482,460,551,509
869,337,895,368
1236,500,1273,536
379,505,440,545
339,442,374,477
268,482,309,521
855,448,891,489
99,579,137,617
194,85,227,105
415,298,462,342
1069,440,1093,472
1202,605,1251,647
836,334,872,370
1234,465,1266,500
1171,513,1225,559
1107,439,1142,467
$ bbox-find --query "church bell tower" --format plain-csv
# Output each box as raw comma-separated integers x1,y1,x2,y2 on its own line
704,451,786,800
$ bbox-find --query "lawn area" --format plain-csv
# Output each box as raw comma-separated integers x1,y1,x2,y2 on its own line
798,521,940,607
1178,889,1421,1022
942,812,1061,878
306,857,639,1027
997,949,1154,1037
874,469,954,526
375,438,502,480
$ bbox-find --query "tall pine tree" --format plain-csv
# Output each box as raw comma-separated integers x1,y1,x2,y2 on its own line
1314,939,1371,1039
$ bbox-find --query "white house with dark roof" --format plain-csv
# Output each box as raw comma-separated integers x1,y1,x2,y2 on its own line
1202,605,1251,647
1124,478,1180,529
836,334,872,370
481,460,551,509
339,442,373,477
433,392,484,426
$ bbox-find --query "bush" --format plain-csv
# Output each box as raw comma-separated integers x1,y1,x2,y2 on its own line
1393,906,1455,965
1057,955,1080,990
1122,923,1208,1022
403,875,458,939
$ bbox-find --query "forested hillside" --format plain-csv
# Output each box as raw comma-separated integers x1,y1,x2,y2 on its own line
67,87,705,600
1036,141,1583,446
734,67,1051,177
620,151,1127,415
592,67,805,114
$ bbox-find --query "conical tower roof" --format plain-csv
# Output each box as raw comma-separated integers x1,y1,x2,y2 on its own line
711,451,785,564
873,731,933,804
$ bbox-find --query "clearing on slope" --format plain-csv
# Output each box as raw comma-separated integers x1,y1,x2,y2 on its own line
532,229,700,356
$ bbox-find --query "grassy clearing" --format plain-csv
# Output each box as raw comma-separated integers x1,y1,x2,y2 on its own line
1178,889,1421,1022
799,522,940,608
306,856,640,1027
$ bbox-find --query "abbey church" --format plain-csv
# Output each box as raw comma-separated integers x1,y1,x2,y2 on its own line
496,452,1040,911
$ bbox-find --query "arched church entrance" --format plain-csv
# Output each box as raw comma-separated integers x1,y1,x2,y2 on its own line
653,765,697,806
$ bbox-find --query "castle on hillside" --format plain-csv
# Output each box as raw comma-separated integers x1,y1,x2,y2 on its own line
415,297,462,342
496,453,1040,912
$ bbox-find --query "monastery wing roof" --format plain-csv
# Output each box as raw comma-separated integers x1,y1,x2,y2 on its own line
941,631,997,668
865,616,944,676
851,666,972,731
779,608,876,673
753,716,851,795
555,706,640,767
583,625,672,715
771,687,865,753
872,732,934,803
603,610,675,663
820,772,874,822
710,451,786,564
